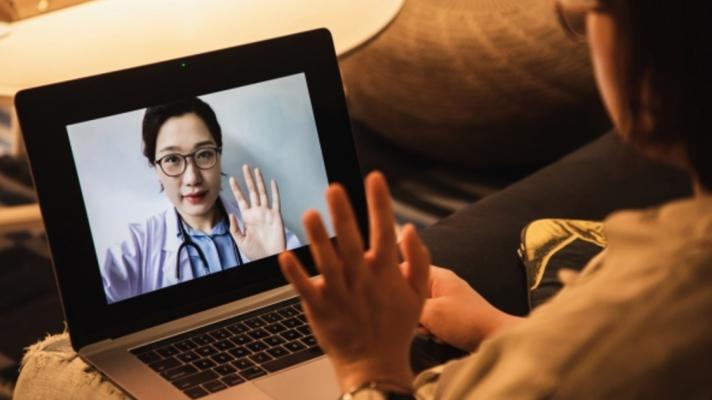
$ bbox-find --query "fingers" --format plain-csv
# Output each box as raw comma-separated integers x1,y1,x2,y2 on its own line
254,168,269,207
326,184,365,269
303,210,345,291
365,172,398,264
399,224,431,299
233,166,275,210
270,179,281,211
229,176,249,212
242,164,259,207
279,252,317,304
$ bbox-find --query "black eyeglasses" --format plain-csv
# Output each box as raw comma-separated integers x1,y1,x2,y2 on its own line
155,147,221,177
555,0,601,41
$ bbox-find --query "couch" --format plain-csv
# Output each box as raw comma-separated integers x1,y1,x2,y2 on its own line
419,131,691,317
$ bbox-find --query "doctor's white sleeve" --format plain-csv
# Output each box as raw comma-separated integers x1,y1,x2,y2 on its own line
101,223,146,304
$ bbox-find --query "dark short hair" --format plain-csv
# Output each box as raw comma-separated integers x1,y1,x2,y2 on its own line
142,97,222,165
601,0,712,189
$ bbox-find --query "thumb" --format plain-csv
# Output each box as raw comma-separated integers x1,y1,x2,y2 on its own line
399,224,431,299
229,213,245,242
419,297,445,332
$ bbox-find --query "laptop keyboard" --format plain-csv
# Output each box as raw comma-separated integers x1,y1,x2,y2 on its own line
130,298,323,399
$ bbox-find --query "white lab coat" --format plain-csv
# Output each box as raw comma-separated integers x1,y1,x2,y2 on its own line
101,195,300,303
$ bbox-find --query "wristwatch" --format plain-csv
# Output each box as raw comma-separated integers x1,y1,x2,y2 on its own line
340,382,416,400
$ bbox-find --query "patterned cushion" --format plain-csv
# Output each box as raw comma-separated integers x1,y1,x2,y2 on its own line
518,219,606,309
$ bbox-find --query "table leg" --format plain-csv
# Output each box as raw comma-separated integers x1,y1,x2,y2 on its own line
0,101,42,234
10,106,25,158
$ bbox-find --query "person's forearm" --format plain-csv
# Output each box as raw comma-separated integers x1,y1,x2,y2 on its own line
485,311,525,341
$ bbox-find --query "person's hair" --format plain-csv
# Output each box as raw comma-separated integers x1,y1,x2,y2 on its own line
142,97,222,165
600,0,712,189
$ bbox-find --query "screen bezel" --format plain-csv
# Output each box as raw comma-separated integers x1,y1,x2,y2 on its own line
15,29,367,350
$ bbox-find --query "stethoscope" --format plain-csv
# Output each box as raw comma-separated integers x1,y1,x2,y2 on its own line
174,203,243,280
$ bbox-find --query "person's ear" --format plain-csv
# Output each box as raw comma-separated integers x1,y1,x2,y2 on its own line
154,167,165,192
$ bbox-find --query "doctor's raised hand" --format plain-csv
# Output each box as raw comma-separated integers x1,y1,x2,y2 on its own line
228,164,286,260
278,172,431,393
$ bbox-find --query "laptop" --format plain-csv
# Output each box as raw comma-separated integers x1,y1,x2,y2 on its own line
15,29,368,399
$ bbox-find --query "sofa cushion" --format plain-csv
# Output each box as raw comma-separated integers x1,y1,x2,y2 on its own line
340,0,610,167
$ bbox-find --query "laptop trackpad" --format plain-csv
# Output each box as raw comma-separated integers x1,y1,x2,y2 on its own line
255,357,339,400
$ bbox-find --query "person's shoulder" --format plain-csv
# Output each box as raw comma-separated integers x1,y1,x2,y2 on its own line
602,195,712,280
128,209,171,238
605,196,712,242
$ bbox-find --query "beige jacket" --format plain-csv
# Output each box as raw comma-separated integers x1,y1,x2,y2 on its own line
415,196,712,399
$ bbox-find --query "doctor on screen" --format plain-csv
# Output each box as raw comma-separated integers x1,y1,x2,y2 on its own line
101,97,300,303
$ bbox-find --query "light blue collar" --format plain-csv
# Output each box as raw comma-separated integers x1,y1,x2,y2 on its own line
181,217,230,237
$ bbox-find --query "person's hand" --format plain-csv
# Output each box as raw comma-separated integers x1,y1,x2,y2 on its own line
228,164,286,260
278,171,431,392
420,265,523,352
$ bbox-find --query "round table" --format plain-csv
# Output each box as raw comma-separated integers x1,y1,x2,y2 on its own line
0,0,404,95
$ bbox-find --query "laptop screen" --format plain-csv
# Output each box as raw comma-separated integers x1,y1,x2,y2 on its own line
66,73,332,304
17,29,366,347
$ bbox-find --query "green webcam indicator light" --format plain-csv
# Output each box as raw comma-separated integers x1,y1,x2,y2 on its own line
181,62,187,68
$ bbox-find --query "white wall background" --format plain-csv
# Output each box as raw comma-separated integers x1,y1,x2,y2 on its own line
67,73,331,266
